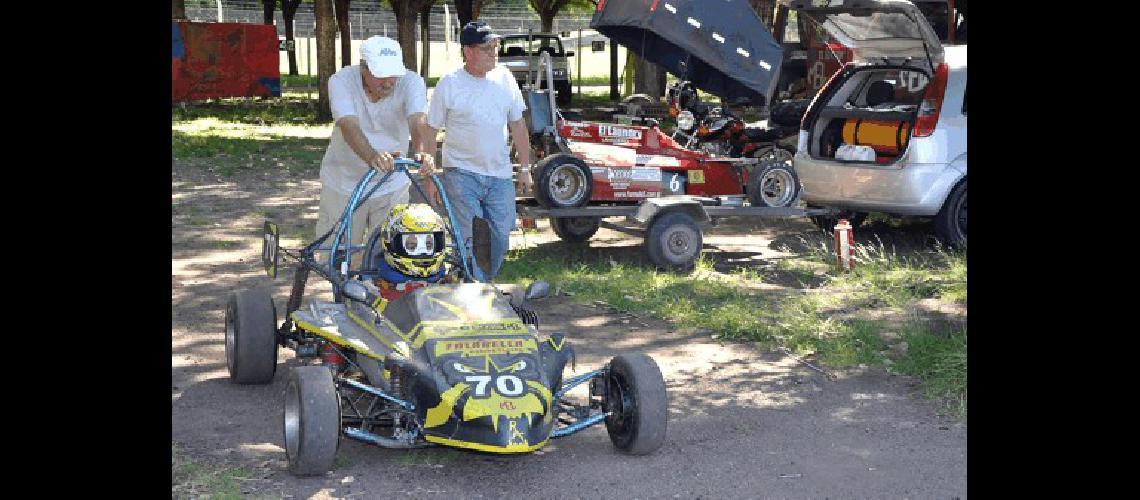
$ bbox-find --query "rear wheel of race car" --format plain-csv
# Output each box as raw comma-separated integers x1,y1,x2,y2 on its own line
645,211,702,271
604,353,668,455
225,288,278,384
551,216,600,243
284,366,341,476
746,150,799,208
534,153,593,209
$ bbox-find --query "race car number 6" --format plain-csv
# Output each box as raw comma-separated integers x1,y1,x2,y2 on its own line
466,375,525,396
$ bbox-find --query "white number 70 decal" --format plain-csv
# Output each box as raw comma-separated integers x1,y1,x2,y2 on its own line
465,375,524,396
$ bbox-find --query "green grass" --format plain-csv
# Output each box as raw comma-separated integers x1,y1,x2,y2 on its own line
893,323,967,420
498,234,967,419
498,249,775,341
171,443,256,499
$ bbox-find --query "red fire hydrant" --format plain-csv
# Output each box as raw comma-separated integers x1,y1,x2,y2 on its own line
833,219,855,271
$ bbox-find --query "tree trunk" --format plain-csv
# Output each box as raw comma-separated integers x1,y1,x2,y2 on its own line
335,0,352,67
261,0,275,24
419,1,436,77
282,0,302,75
391,1,434,72
631,52,664,100
173,0,186,20
529,0,568,33
316,0,338,121
455,0,487,28
749,0,776,29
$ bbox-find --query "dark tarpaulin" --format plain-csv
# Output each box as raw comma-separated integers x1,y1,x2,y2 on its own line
590,0,783,106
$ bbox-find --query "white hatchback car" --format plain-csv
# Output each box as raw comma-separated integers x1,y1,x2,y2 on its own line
789,0,966,247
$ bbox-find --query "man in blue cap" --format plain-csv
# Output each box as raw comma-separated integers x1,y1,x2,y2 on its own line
422,21,532,282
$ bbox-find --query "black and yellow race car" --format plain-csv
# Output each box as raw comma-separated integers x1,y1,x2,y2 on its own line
224,160,668,476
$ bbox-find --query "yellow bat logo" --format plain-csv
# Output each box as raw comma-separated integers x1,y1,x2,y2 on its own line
423,356,553,432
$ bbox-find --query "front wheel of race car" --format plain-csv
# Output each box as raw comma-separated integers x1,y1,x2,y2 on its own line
225,288,278,384
604,353,668,455
534,153,593,209
284,366,341,476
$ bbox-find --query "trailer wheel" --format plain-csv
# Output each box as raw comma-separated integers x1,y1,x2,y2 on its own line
284,366,341,476
534,153,593,209
551,216,600,243
645,211,702,270
604,353,668,455
225,288,278,384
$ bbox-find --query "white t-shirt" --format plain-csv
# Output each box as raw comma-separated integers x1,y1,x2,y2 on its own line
319,65,428,197
426,65,526,179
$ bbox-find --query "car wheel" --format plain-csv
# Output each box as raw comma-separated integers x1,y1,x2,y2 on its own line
604,353,668,455
534,153,593,209
551,216,599,243
747,148,799,208
225,288,278,384
284,366,341,476
645,211,702,270
809,207,867,235
934,180,966,249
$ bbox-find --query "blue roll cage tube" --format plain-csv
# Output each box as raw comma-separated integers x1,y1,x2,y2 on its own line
301,159,474,295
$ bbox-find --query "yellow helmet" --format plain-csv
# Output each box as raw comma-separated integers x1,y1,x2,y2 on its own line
381,204,447,278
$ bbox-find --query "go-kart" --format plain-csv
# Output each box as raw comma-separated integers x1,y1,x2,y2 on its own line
225,160,668,476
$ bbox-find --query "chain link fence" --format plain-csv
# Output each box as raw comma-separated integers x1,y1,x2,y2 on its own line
185,2,595,42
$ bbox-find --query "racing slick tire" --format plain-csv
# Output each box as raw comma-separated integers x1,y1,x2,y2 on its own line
604,353,668,455
809,206,867,235
551,216,600,243
284,366,341,476
225,288,278,384
534,153,593,209
746,150,799,208
933,179,966,249
645,211,702,271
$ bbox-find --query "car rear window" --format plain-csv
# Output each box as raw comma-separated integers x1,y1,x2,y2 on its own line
499,37,564,57
804,11,927,42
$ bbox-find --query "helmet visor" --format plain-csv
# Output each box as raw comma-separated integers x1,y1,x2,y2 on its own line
401,232,437,256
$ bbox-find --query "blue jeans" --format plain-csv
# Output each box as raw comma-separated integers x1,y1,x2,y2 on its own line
441,169,516,282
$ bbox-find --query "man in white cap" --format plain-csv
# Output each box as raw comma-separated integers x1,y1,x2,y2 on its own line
314,35,437,251
423,20,531,282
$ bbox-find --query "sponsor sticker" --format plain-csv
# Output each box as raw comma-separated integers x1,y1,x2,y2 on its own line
597,125,642,140
435,338,537,357
687,170,706,184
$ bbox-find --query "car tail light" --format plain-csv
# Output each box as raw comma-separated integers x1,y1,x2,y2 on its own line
669,105,679,117
596,0,606,12
697,125,710,136
801,63,847,129
913,63,948,137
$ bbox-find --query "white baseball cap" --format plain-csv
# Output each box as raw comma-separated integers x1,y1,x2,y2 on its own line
360,36,406,78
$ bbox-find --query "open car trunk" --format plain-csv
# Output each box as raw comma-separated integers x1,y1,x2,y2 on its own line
790,0,946,165
801,63,933,164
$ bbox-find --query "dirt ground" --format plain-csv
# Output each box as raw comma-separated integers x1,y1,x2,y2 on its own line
172,161,966,498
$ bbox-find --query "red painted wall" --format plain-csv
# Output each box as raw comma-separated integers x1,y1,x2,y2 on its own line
172,21,281,102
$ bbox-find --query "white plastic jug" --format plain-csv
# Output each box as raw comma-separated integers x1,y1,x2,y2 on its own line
835,144,876,162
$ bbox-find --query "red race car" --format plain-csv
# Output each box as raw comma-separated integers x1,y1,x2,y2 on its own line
523,113,798,210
